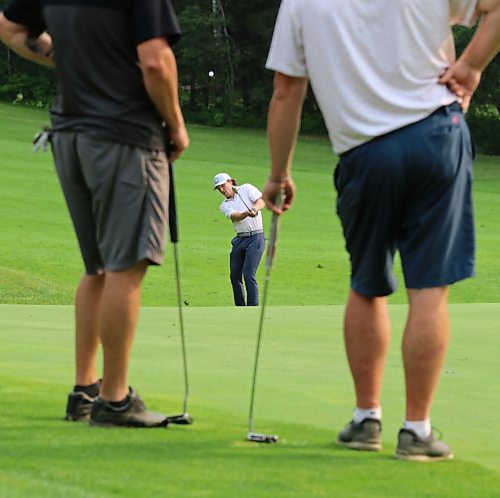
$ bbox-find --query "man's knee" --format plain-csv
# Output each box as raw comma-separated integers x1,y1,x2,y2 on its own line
230,270,243,283
243,271,257,284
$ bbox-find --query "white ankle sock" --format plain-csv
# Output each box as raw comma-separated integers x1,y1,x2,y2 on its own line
353,407,382,423
403,419,431,439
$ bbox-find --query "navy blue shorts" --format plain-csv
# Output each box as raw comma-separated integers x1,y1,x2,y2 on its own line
334,103,475,297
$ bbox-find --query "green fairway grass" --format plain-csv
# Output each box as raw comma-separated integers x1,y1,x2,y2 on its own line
1,304,499,497
1,103,499,497
1,103,499,306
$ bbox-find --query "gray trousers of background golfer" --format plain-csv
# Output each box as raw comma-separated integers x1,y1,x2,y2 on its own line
229,233,265,306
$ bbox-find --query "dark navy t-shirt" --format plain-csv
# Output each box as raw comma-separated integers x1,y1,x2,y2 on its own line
4,0,181,150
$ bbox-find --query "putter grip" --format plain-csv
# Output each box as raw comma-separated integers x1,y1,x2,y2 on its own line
265,191,285,270
168,162,179,244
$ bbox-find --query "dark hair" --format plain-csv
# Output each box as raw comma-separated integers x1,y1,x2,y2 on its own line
231,178,237,186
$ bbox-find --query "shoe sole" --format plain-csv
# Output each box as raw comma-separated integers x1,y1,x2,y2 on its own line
65,414,91,422
337,438,382,452
89,419,169,428
395,451,454,462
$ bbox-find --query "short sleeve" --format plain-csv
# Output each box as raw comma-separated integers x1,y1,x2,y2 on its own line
132,0,181,46
265,0,307,77
220,201,235,219
449,0,479,26
245,184,263,204
3,0,46,35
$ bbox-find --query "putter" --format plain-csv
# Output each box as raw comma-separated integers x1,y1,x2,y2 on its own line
232,185,256,215
246,191,284,444
165,160,193,425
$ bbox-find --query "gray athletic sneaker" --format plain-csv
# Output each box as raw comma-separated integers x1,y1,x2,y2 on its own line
395,428,453,461
90,387,169,428
337,418,382,451
65,391,96,422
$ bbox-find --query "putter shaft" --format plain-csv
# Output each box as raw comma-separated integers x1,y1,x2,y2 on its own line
232,186,255,214
247,191,284,438
168,162,192,424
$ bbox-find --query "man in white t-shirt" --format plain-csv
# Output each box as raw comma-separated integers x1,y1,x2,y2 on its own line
262,0,500,461
214,173,266,306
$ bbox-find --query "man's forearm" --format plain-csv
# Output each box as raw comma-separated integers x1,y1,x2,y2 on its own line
140,42,185,133
231,211,251,222
267,73,308,182
253,198,266,212
0,14,54,67
461,0,500,70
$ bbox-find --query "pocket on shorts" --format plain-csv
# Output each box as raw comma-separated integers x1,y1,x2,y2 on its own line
120,148,148,190
427,113,471,181
334,148,364,221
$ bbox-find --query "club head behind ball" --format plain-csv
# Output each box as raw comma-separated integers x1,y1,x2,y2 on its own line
166,413,194,425
246,431,279,444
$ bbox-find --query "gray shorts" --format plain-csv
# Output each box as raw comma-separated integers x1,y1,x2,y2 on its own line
51,132,169,274
334,103,475,296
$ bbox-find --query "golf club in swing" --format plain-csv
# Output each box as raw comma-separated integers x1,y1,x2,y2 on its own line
246,191,285,444
232,185,257,216
165,160,193,425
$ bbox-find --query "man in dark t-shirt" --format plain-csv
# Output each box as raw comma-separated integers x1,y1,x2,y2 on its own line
0,0,189,427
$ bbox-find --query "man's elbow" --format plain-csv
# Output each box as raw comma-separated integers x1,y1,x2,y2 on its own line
138,38,174,78
273,72,308,101
0,13,26,47
141,59,164,79
0,13,11,44
477,0,500,15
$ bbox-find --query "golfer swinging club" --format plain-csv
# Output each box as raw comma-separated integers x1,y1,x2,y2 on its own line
214,173,265,306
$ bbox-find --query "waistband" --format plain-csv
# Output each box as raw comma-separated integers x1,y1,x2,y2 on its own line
340,102,463,159
236,229,264,237
430,101,462,116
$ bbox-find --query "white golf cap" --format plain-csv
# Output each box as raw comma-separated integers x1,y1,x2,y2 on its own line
213,172,232,190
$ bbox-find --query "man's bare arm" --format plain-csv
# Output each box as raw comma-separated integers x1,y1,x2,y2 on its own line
0,13,54,67
137,38,189,161
253,198,266,212
264,72,308,214
439,0,500,111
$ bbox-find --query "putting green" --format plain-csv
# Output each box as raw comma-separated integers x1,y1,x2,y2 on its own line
1,303,498,497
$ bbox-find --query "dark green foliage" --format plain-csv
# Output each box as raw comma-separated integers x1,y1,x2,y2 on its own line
0,43,56,107
454,26,500,114
467,107,500,155
452,26,500,154
171,0,280,128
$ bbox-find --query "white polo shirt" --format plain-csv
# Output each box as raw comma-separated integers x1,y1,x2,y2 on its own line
220,183,263,234
266,0,478,154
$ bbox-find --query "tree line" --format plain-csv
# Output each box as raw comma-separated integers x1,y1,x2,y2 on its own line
0,0,498,153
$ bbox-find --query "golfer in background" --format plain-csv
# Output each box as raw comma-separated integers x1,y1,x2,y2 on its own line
263,0,500,460
214,173,265,306
0,0,189,427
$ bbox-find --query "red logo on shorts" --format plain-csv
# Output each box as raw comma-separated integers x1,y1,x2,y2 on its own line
452,115,459,125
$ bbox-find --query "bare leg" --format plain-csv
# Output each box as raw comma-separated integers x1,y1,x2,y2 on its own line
344,289,391,409
99,261,148,402
403,287,449,421
75,274,105,386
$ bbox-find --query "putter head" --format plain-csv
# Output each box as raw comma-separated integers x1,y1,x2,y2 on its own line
246,431,279,444
166,413,194,425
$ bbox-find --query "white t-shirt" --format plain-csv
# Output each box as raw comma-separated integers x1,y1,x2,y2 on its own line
220,183,264,233
266,0,478,154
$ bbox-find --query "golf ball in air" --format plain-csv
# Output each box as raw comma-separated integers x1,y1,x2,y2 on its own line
208,71,214,78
